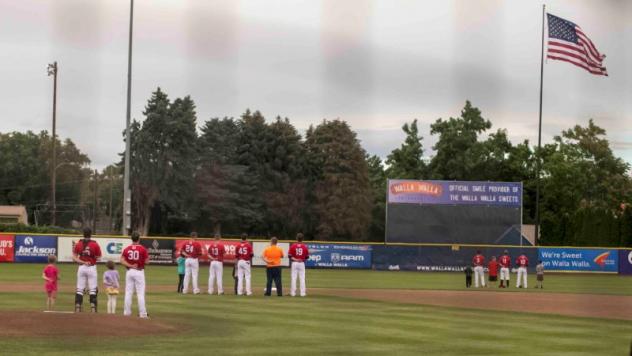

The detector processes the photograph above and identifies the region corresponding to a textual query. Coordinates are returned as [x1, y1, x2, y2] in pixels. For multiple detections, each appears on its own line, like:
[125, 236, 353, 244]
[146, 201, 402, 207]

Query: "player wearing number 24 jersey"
[182, 232, 202, 294]
[121, 232, 149, 318]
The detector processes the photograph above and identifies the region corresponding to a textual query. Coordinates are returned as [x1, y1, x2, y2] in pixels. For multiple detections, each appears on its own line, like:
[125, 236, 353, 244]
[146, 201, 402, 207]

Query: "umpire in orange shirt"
[262, 237, 284, 297]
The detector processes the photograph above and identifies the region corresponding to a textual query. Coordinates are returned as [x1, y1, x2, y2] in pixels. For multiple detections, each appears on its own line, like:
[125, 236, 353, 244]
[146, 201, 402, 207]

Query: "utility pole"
[93, 169, 99, 232]
[109, 166, 114, 233]
[47, 61, 58, 226]
[123, 0, 134, 235]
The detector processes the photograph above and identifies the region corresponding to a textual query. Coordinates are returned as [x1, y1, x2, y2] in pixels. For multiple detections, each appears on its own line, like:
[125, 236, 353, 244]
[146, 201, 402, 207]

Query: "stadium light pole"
[47, 61, 58, 226]
[122, 0, 134, 235]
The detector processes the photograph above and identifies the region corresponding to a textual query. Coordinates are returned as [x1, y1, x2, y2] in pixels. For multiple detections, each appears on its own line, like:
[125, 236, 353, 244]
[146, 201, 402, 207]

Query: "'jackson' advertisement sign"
[387, 180, 522, 206]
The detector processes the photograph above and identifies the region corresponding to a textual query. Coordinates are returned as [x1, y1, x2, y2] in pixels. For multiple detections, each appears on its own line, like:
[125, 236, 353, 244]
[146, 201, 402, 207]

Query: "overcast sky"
[1, 0, 630, 170]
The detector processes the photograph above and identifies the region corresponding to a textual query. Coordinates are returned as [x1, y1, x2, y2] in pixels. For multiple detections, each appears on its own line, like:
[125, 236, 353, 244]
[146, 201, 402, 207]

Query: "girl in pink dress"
[42, 255, 59, 311]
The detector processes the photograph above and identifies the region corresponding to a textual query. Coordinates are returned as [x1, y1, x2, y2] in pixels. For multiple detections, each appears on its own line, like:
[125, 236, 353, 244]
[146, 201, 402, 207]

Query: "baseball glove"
[106, 287, 119, 295]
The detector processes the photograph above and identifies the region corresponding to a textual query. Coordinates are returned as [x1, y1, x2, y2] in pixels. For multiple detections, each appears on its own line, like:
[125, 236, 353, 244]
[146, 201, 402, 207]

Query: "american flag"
[546, 13, 607, 76]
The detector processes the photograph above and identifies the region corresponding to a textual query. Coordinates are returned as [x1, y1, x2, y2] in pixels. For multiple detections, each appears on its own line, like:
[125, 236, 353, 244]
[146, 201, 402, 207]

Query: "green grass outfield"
[0, 263, 631, 355]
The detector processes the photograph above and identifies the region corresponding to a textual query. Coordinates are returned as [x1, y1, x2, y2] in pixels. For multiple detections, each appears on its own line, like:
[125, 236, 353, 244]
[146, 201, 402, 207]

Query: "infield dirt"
[0, 311, 178, 337]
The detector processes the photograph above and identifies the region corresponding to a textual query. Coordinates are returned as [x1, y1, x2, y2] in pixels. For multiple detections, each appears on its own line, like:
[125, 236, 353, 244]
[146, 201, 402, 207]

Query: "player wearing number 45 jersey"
[120, 232, 149, 318]
[236, 233, 254, 296]
[288, 233, 309, 297]
[73, 227, 102, 313]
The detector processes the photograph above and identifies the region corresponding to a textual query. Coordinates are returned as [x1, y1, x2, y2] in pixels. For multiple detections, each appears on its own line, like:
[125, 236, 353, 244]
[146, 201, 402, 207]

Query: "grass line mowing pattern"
[0, 264, 631, 355]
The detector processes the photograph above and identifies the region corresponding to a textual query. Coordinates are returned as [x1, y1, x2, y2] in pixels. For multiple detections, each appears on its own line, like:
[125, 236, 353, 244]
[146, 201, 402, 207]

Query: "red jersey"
[472, 254, 485, 267]
[516, 255, 529, 267]
[208, 242, 225, 262]
[43, 264, 59, 292]
[73, 239, 102, 265]
[499, 255, 512, 268]
[122, 244, 149, 269]
[487, 260, 499, 277]
[288, 243, 309, 262]
[183, 241, 202, 258]
[236, 242, 253, 261]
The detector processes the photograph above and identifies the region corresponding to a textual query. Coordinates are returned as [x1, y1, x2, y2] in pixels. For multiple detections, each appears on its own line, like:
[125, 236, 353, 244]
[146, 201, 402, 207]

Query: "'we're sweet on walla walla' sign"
[539, 248, 618, 272]
[388, 180, 522, 206]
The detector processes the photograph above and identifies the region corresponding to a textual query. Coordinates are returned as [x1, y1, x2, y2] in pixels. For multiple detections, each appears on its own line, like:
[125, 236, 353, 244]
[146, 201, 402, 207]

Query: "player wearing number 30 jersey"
[120, 232, 149, 318]
[288, 233, 309, 297]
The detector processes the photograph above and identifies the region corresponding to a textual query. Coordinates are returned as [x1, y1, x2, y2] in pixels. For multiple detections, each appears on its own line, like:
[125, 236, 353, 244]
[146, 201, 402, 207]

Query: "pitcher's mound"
[0, 311, 178, 337]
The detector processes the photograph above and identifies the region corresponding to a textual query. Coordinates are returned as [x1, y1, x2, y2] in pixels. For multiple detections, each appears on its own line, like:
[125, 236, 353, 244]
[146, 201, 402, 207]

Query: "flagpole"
[534, 4, 545, 245]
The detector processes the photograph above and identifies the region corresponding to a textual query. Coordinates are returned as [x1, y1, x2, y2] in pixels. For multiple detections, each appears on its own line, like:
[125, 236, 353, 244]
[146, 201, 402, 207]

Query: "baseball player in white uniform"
[72, 227, 102, 312]
[121, 232, 149, 318]
[182, 232, 202, 294]
[207, 234, 224, 295]
[288, 233, 309, 297]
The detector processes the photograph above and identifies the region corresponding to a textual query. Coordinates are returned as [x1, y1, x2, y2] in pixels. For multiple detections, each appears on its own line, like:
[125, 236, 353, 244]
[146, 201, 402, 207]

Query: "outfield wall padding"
[372, 245, 538, 272]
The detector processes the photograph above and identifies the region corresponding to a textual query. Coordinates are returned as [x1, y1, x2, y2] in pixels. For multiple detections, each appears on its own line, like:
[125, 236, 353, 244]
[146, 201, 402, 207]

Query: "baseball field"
[1, 263, 631, 355]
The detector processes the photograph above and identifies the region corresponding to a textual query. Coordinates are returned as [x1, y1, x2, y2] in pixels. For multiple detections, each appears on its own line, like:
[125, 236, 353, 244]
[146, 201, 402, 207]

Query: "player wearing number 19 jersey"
[121, 232, 149, 318]
[288, 233, 309, 297]
[207, 235, 224, 295]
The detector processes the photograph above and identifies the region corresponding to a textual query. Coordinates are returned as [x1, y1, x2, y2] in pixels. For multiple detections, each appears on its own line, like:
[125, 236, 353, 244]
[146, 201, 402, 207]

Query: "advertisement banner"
[14, 235, 57, 263]
[388, 180, 522, 206]
[0, 234, 15, 262]
[57, 237, 131, 263]
[253, 241, 290, 267]
[174, 239, 242, 264]
[141, 238, 175, 265]
[618, 250, 632, 275]
[306, 243, 372, 269]
[539, 248, 618, 272]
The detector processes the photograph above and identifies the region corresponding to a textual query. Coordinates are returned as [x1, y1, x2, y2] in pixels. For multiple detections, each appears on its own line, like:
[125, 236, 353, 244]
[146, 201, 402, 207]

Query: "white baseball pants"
[290, 262, 306, 297]
[474, 266, 485, 287]
[208, 261, 224, 294]
[237, 260, 252, 295]
[76, 265, 98, 295]
[516, 267, 528, 288]
[124, 268, 147, 318]
[500, 267, 510, 282]
[183, 257, 200, 294]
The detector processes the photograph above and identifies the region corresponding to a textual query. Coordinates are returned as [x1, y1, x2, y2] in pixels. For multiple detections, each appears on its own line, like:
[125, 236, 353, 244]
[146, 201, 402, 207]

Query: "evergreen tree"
[386, 119, 426, 179]
[305, 120, 372, 241]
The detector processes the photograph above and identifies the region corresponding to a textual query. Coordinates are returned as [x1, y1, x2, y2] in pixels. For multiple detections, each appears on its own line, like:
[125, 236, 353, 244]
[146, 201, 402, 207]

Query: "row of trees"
[1, 88, 631, 245]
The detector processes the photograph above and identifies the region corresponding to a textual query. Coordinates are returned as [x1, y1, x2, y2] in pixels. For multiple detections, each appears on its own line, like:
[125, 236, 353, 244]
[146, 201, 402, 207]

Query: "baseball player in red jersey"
[120, 232, 149, 318]
[288, 233, 309, 297]
[487, 256, 499, 288]
[236, 233, 254, 296]
[515, 253, 529, 288]
[182, 232, 202, 294]
[72, 227, 102, 312]
[207, 234, 225, 295]
[472, 250, 486, 288]
[498, 250, 511, 288]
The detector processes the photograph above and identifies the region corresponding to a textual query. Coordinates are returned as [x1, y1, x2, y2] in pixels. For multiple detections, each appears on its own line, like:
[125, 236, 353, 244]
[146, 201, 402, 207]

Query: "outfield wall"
[0, 233, 626, 274]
